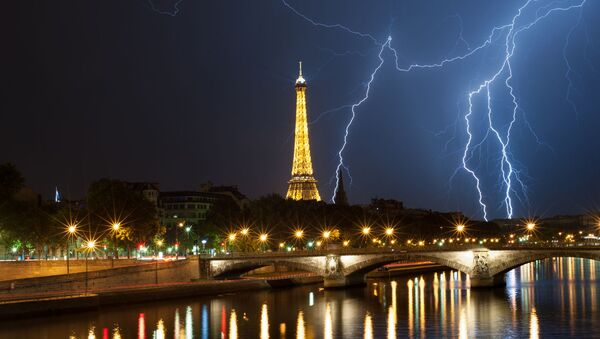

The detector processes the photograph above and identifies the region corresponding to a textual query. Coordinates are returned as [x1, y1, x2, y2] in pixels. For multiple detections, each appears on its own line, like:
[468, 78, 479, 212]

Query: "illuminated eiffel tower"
[286, 62, 321, 201]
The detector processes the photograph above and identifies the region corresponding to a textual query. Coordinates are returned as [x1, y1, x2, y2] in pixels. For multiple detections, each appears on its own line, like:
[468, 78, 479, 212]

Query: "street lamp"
[384, 227, 395, 237]
[456, 224, 465, 233]
[228, 232, 237, 253]
[526, 223, 535, 231]
[176, 222, 184, 259]
[293, 229, 304, 249]
[109, 222, 121, 265]
[66, 223, 77, 274]
[185, 226, 192, 256]
[259, 233, 268, 252]
[84, 240, 97, 294]
[201, 239, 207, 253]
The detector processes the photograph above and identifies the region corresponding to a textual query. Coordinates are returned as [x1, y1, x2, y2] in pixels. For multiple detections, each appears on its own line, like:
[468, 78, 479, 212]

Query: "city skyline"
[1, 1, 599, 220]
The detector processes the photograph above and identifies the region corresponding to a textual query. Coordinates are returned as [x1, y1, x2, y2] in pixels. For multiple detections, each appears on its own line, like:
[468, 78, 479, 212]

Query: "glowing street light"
[110, 222, 122, 262]
[240, 228, 250, 236]
[294, 229, 304, 239]
[65, 223, 78, 274]
[456, 224, 465, 233]
[526, 223, 536, 231]
[384, 227, 395, 237]
[259, 234, 268, 242]
[228, 233, 237, 241]
[361, 227, 371, 236]
[322, 230, 331, 240]
[84, 239, 97, 294]
[343, 240, 350, 247]
[86, 240, 96, 250]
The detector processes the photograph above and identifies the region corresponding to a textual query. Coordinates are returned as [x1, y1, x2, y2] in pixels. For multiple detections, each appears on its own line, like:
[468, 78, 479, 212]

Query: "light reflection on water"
[1, 258, 599, 338]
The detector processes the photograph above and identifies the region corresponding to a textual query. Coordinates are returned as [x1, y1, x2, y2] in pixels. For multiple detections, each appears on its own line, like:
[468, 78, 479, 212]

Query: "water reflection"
[530, 307, 539, 339]
[261, 303, 269, 339]
[138, 313, 145, 339]
[296, 311, 305, 339]
[229, 309, 238, 339]
[364, 312, 373, 339]
[154, 319, 165, 339]
[112, 325, 122, 339]
[4, 257, 600, 339]
[324, 303, 333, 339]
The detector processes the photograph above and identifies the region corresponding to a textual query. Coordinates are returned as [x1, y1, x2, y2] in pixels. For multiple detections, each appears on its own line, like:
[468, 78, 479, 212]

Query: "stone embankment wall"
[0, 259, 141, 280]
[0, 258, 199, 296]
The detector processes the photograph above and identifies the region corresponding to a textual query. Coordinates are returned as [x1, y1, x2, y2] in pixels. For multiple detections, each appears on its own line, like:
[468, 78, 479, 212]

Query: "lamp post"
[201, 239, 207, 253]
[293, 229, 304, 250]
[85, 240, 96, 294]
[66, 224, 77, 274]
[259, 233, 268, 252]
[176, 222, 184, 259]
[111, 222, 121, 267]
[321, 230, 331, 250]
[155, 239, 163, 284]
[185, 226, 191, 256]
[228, 232, 236, 253]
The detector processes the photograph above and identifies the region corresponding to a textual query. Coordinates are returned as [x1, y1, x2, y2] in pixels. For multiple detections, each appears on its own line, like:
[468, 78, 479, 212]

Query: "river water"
[1, 257, 598, 338]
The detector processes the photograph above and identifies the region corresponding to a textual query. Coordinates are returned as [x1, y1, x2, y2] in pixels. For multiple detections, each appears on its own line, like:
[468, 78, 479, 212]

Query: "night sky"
[1, 0, 599, 220]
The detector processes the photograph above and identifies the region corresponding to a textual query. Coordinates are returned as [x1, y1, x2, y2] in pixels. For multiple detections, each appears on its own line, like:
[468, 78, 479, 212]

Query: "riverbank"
[0, 261, 443, 318]
[0, 274, 322, 319]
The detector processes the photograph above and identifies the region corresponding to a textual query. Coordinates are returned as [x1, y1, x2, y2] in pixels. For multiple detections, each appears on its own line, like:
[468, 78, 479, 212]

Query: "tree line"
[0, 163, 160, 259]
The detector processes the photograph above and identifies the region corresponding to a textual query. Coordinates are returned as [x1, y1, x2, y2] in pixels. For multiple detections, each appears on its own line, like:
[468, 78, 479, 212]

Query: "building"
[126, 182, 160, 206]
[286, 62, 321, 201]
[369, 198, 404, 214]
[159, 185, 247, 227]
[199, 182, 250, 209]
[159, 191, 222, 229]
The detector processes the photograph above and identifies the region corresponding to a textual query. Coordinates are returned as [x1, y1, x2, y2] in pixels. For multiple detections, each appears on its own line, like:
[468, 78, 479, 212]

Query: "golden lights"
[286, 62, 321, 201]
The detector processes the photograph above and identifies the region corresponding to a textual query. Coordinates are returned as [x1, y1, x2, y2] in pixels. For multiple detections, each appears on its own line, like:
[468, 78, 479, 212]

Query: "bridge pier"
[323, 275, 366, 288]
[468, 250, 505, 287]
[198, 259, 213, 279]
[470, 274, 505, 287]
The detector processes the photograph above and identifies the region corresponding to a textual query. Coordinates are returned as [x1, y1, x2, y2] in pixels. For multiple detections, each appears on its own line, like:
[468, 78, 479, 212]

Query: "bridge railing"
[198, 242, 600, 259]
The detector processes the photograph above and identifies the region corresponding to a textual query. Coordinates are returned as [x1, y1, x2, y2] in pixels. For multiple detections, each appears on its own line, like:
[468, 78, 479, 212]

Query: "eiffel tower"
[286, 62, 321, 201]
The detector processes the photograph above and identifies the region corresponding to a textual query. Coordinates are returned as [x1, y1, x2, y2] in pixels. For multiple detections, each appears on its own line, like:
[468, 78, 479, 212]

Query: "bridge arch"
[489, 251, 600, 277]
[342, 252, 472, 280]
[210, 258, 324, 279]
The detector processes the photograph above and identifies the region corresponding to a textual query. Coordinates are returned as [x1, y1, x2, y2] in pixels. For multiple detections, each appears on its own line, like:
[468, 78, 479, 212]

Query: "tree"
[87, 179, 159, 257]
[0, 163, 25, 203]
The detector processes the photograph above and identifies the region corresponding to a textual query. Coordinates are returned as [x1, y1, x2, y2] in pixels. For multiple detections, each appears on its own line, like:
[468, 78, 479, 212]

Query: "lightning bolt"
[282, 0, 588, 218]
[332, 37, 391, 201]
[147, 0, 184, 16]
[563, 7, 585, 118]
[458, 0, 588, 219]
[280, 0, 381, 44]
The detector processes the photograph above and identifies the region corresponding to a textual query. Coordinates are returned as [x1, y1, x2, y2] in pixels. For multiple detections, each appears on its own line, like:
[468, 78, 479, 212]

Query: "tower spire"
[296, 61, 306, 85]
[333, 168, 348, 205]
[286, 62, 321, 201]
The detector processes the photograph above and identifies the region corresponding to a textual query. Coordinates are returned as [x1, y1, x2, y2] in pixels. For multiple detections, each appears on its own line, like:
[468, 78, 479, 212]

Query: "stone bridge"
[198, 247, 600, 288]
